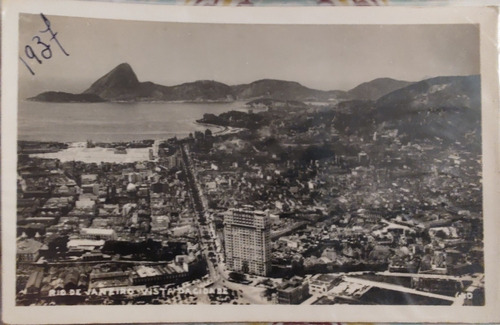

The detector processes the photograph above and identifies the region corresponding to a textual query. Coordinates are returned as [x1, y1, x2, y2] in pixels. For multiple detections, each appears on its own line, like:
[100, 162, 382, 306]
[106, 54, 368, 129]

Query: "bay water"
[18, 100, 252, 142]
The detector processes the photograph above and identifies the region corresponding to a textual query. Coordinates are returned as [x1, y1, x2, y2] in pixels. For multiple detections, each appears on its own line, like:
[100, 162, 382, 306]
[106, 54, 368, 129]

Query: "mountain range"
[331, 74, 481, 150]
[375, 75, 481, 147]
[29, 63, 413, 103]
[28, 63, 481, 150]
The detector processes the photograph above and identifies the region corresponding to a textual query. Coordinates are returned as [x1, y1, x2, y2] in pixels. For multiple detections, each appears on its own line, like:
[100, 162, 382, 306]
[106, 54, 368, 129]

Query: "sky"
[18, 13, 480, 99]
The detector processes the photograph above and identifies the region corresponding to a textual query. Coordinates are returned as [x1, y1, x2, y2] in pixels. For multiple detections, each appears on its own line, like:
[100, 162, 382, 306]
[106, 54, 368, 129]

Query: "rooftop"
[135, 266, 162, 278]
[81, 228, 115, 236]
[17, 239, 45, 254]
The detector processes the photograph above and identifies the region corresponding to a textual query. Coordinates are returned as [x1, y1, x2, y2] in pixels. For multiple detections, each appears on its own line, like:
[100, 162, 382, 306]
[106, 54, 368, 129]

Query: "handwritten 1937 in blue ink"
[19, 13, 69, 76]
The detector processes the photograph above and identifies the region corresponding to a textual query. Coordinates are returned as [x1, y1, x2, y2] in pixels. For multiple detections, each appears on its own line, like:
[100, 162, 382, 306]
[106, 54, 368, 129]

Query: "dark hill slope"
[82, 63, 234, 102]
[29, 91, 105, 103]
[164, 80, 234, 102]
[232, 79, 348, 102]
[330, 75, 481, 150]
[83, 63, 140, 100]
[374, 75, 481, 148]
[348, 78, 413, 101]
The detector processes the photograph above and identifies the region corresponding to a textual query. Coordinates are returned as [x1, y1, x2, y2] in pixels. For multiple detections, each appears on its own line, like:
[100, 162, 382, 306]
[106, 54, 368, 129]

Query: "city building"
[81, 174, 98, 184]
[130, 264, 189, 285]
[25, 270, 44, 295]
[81, 183, 100, 196]
[276, 276, 309, 304]
[80, 228, 116, 241]
[308, 274, 341, 295]
[224, 206, 271, 276]
[17, 239, 46, 262]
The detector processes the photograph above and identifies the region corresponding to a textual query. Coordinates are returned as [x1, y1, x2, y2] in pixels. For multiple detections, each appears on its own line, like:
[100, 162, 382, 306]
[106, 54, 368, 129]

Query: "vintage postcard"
[2, 0, 500, 323]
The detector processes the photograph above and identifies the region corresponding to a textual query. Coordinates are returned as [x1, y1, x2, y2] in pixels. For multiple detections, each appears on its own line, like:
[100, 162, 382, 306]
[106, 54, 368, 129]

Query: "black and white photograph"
[2, 1, 500, 323]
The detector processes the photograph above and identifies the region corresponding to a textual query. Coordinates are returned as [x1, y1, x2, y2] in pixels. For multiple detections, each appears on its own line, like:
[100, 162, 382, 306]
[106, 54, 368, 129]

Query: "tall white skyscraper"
[224, 206, 271, 276]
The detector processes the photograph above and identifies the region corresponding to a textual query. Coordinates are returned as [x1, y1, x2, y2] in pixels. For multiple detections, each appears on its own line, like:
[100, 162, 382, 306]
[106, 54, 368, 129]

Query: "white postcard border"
[2, 1, 500, 323]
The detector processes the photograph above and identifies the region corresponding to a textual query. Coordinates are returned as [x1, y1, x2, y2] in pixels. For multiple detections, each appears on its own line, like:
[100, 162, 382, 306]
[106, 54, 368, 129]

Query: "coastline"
[23, 120, 246, 163]
[194, 121, 226, 134]
[19, 100, 252, 143]
[25, 98, 240, 104]
[194, 121, 245, 136]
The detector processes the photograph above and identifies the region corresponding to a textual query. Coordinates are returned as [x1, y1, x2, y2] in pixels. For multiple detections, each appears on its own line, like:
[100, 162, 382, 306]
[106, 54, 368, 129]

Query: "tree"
[229, 272, 246, 282]
[241, 260, 249, 274]
[48, 236, 69, 255]
[291, 255, 305, 276]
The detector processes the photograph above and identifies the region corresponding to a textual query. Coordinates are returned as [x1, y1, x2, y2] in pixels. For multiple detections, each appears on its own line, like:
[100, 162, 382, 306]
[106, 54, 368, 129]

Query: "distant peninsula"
[30, 92, 106, 103]
[29, 63, 414, 103]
